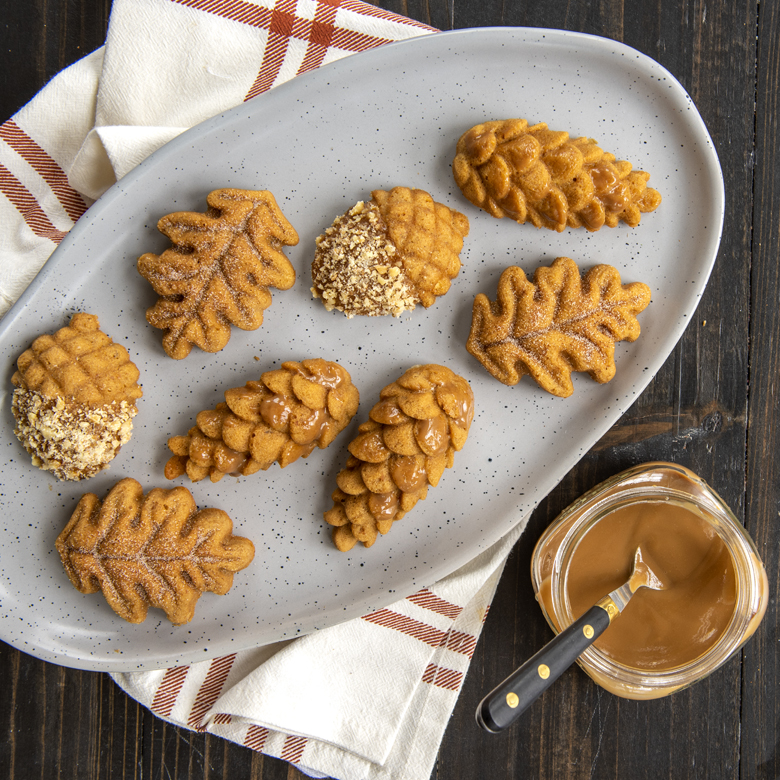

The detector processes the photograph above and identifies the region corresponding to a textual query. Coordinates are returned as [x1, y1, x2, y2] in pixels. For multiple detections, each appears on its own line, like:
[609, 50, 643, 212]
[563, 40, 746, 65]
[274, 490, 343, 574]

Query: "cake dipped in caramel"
[324, 364, 474, 551]
[165, 359, 359, 482]
[453, 119, 661, 231]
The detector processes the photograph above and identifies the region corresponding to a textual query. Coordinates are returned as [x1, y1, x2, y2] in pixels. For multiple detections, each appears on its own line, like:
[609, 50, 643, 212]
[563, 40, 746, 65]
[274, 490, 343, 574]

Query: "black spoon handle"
[476, 604, 612, 732]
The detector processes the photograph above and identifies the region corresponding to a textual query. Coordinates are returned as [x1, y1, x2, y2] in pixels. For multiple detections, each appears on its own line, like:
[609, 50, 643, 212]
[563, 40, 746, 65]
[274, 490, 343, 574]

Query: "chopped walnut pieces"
[311, 201, 418, 317]
[11, 388, 137, 481]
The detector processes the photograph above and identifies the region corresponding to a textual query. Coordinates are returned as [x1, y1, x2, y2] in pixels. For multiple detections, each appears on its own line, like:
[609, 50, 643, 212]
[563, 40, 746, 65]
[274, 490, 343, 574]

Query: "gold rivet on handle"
[506, 692, 519, 708]
[583, 624, 595, 639]
[538, 664, 550, 679]
[596, 595, 620, 622]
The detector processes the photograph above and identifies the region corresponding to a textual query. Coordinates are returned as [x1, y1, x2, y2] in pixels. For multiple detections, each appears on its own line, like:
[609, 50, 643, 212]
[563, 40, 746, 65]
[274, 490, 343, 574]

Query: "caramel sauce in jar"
[531, 463, 768, 699]
[566, 502, 737, 670]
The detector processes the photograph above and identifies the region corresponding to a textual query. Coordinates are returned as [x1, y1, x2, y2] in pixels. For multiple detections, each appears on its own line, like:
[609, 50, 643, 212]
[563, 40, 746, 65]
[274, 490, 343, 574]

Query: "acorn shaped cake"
[11, 313, 142, 480]
[311, 187, 469, 317]
[324, 364, 474, 551]
[453, 119, 661, 231]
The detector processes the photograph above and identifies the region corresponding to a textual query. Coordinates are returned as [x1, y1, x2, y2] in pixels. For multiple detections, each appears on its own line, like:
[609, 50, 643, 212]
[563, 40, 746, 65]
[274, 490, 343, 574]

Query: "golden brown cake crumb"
[466, 257, 651, 397]
[138, 189, 298, 359]
[12, 312, 142, 406]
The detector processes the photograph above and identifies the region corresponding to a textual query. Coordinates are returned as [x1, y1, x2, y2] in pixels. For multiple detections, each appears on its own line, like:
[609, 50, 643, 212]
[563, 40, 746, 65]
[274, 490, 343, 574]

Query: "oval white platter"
[0, 27, 724, 671]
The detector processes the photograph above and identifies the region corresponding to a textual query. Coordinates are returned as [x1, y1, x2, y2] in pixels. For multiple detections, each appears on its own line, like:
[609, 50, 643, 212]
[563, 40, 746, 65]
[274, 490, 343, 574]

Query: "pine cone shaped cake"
[453, 119, 661, 232]
[56, 478, 255, 624]
[11, 313, 142, 481]
[324, 364, 474, 552]
[311, 186, 469, 317]
[138, 188, 299, 359]
[165, 358, 360, 482]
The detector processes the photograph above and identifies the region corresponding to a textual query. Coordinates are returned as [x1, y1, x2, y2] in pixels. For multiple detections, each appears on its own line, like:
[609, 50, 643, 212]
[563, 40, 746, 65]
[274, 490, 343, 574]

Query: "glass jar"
[531, 462, 768, 700]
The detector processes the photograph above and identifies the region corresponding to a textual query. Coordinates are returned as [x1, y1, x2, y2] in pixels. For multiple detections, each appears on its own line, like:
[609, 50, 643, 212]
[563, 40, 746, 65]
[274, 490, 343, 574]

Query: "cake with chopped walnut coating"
[11, 313, 142, 480]
[311, 186, 469, 318]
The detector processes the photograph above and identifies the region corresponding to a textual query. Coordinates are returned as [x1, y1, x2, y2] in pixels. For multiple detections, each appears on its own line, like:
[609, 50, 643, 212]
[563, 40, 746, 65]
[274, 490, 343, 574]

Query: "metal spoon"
[476, 547, 665, 732]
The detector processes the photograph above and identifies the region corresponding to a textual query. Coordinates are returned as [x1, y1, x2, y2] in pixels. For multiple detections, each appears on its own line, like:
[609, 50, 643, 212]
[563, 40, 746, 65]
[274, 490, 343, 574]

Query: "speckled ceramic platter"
[0, 28, 724, 671]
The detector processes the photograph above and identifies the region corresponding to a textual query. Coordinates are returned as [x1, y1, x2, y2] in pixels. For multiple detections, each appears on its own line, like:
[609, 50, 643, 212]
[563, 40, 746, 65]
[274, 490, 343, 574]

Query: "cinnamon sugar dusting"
[12, 388, 136, 481]
[311, 201, 418, 317]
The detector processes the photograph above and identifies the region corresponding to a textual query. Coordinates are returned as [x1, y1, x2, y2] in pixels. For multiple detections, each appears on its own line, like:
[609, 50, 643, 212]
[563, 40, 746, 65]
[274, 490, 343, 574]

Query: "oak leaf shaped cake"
[452, 119, 661, 231]
[466, 257, 651, 397]
[11, 313, 142, 481]
[55, 478, 255, 624]
[138, 188, 299, 359]
[311, 187, 469, 317]
[324, 364, 474, 552]
[165, 358, 360, 482]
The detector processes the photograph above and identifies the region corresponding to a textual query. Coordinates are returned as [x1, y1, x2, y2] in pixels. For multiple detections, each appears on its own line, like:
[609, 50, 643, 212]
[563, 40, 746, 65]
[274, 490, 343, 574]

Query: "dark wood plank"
[380, 0, 453, 30]
[0, 0, 112, 120]
[741, 1, 780, 778]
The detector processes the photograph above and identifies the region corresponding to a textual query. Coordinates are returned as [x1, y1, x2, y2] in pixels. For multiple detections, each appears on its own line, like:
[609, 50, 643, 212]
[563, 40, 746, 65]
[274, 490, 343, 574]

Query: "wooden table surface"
[1, 2, 777, 778]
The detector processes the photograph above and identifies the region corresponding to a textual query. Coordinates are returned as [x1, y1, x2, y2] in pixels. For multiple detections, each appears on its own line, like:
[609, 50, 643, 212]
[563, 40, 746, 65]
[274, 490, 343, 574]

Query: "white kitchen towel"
[1, 2, 529, 778]
[112, 524, 525, 780]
